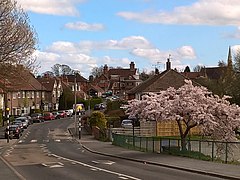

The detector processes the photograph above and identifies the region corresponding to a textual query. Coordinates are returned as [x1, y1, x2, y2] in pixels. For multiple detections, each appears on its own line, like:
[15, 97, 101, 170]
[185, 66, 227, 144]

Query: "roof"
[108, 68, 136, 78]
[128, 69, 200, 94]
[201, 67, 227, 80]
[62, 74, 87, 83]
[0, 71, 44, 92]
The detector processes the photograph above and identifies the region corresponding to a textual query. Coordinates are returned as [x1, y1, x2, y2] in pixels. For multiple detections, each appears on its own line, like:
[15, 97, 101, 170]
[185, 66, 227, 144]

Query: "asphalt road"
[2, 118, 224, 180]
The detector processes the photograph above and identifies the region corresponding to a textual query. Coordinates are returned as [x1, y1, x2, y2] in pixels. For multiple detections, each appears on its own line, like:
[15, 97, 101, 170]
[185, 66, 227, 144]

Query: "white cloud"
[117, 0, 240, 26]
[132, 46, 196, 64]
[232, 45, 240, 54]
[64, 21, 104, 31]
[35, 36, 196, 76]
[34, 50, 97, 77]
[16, 0, 85, 16]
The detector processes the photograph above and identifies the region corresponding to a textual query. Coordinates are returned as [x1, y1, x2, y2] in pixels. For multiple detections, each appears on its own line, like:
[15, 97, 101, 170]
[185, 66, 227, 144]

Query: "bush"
[89, 111, 107, 129]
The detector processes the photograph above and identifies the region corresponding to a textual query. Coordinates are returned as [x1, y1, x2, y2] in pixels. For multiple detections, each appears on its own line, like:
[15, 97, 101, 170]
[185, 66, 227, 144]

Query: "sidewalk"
[70, 128, 240, 180]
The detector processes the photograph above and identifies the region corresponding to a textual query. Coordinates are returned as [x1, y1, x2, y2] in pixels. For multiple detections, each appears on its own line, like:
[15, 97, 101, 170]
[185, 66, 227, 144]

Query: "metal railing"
[112, 133, 240, 164]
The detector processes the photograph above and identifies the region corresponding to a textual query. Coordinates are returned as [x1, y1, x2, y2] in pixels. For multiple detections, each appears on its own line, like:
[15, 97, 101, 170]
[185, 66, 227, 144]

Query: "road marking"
[54, 139, 61, 142]
[18, 140, 24, 144]
[30, 140, 37, 143]
[51, 154, 141, 180]
[119, 177, 129, 180]
[41, 162, 64, 168]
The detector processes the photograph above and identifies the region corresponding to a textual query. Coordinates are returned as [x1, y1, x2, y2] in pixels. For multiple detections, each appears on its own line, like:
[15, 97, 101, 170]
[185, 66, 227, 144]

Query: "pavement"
[69, 127, 240, 180]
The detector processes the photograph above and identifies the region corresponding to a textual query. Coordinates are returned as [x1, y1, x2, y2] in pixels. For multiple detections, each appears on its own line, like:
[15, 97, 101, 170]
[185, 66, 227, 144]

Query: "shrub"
[89, 111, 107, 129]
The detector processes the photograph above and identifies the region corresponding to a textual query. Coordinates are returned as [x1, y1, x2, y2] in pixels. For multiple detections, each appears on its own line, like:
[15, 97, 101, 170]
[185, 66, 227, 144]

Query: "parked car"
[121, 119, 133, 128]
[31, 113, 44, 123]
[5, 124, 22, 139]
[58, 111, 67, 118]
[52, 112, 61, 119]
[43, 112, 55, 121]
[15, 117, 29, 129]
[12, 120, 24, 132]
[65, 109, 73, 117]
[94, 103, 105, 110]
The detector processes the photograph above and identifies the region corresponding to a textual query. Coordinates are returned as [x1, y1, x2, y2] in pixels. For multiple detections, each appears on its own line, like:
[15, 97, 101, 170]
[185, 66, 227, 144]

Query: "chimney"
[103, 64, 108, 74]
[130, 62, 135, 71]
[89, 75, 94, 82]
[166, 58, 171, 70]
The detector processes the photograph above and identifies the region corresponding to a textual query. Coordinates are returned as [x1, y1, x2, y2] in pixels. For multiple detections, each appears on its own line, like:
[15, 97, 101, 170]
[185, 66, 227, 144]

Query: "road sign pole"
[6, 107, 10, 143]
[78, 117, 81, 139]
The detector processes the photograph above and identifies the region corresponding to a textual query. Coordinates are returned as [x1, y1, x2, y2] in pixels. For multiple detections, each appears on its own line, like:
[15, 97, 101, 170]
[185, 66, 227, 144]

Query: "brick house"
[0, 72, 47, 116]
[93, 62, 142, 99]
[37, 75, 63, 111]
[60, 73, 89, 100]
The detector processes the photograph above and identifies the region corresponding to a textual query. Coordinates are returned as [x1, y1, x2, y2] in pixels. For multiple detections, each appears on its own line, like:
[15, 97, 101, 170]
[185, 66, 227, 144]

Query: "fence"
[112, 133, 240, 164]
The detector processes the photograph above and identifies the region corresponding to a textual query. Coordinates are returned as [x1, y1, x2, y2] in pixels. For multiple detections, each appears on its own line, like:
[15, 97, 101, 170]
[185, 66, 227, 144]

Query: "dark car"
[31, 113, 44, 123]
[5, 124, 22, 139]
[12, 120, 24, 132]
[94, 103, 105, 110]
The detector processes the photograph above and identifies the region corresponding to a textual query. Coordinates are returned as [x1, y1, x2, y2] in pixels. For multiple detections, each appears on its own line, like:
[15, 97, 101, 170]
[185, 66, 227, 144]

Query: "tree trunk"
[181, 136, 187, 151]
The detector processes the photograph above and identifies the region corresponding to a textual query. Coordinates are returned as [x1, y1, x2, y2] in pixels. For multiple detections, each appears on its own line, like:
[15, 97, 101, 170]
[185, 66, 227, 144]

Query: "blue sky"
[16, 0, 240, 78]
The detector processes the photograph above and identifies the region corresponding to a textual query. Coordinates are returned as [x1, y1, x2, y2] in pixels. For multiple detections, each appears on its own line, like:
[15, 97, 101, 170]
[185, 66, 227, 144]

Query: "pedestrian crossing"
[17, 138, 75, 144]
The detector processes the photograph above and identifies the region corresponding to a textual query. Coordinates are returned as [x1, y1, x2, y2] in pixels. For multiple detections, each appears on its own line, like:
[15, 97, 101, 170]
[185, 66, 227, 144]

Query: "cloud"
[34, 50, 97, 77]
[225, 27, 240, 39]
[231, 45, 240, 55]
[117, 0, 240, 26]
[64, 21, 104, 31]
[35, 36, 196, 76]
[132, 46, 196, 64]
[16, 0, 85, 16]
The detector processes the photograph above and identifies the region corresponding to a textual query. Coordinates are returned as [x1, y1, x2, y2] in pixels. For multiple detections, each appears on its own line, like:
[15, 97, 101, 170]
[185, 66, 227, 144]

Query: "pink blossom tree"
[127, 80, 240, 150]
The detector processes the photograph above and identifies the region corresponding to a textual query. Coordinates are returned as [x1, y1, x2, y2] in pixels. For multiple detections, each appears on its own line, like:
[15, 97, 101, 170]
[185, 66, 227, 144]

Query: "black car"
[5, 124, 22, 139]
[31, 113, 44, 123]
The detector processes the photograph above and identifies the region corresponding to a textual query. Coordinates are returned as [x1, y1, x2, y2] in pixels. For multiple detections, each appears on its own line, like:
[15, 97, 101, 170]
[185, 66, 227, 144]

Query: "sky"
[16, 0, 240, 78]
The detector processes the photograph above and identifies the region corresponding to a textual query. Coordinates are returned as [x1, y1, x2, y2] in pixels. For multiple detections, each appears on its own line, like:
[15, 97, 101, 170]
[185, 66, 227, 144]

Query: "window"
[53, 90, 56, 98]
[42, 92, 45, 99]
[18, 92, 21, 98]
[36, 92, 39, 98]
[32, 91, 34, 98]
[27, 91, 30, 98]
[22, 91, 25, 98]
[13, 92, 16, 99]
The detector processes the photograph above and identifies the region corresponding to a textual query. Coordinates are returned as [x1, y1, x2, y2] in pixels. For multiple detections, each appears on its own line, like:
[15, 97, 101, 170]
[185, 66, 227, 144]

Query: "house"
[127, 58, 200, 137]
[37, 75, 63, 111]
[0, 71, 46, 116]
[183, 46, 233, 81]
[127, 58, 199, 100]
[93, 62, 142, 99]
[60, 73, 88, 100]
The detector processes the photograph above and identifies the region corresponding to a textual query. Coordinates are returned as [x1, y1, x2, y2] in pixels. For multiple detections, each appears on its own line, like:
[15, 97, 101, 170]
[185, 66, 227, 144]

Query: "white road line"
[51, 154, 141, 180]
[54, 139, 61, 142]
[30, 140, 37, 143]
